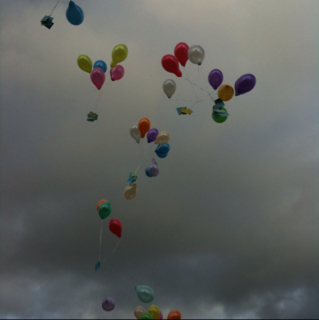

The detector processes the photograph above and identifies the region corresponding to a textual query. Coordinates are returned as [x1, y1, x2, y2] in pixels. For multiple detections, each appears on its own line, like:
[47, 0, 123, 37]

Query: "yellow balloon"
[148, 305, 161, 320]
[217, 84, 234, 101]
[111, 44, 128, 68]
[124, 183, 137, 200]
[77, 54, 92, 73]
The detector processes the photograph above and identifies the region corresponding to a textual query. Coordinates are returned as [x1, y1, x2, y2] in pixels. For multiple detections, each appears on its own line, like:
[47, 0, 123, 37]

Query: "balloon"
[155, 131, 170, 145]
[138, 118, 151, 139]
[212, 107, 228, 123]
[163, 79, 176, 99]
[134, 306, 147, 319]
[135, 285, 154, 303]
[167, 310, 181, 319]
[148, 305, 161, 320]
[217, 84, 234, 101]
[162, 55, 182, 77]
[208, 69, 223, 90]
[130, 124, 141, 143]
[98, 201, 112, 220]
[141, 313, 153, 320]
[234, 73, 256, 96]
[111, 44, 128, 68]
[77, 54, 92, 73]
[91, 68, 105, 90]
[110, 65, 125, 81]
[174, 42, 189, 67]
[155, 143, 170, 155]
[102, 297, 115, 311]
[149, 159, 159, 177]
[109, 219, 122, 238]
[145, 167, 152, 177]
[97, 199, 107, 212]
[94, 60, 107, 73]
[124, 184, 137, 200]
[159, 312, 163, 319]
[66, 1, 84, 25]
[147, 128, 159, 143]
[188, 45, 205, 65]
[156, 153, 168, 159]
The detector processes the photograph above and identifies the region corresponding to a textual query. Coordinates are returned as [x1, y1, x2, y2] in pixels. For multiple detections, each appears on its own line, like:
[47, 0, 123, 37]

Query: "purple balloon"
[147, 128, 159, 143]
[149, 159, 159, 177]
[208, 69, 223, 90]
[102, 297, 115, 311]
[234, 74, 256, 96]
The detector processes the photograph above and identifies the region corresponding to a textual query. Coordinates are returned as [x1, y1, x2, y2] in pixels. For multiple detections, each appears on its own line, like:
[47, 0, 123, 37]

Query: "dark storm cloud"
[1, 0, 318, 319]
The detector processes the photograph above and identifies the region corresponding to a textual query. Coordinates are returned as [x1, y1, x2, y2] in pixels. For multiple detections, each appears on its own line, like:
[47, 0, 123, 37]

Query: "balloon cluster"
[209, 70, 256, 123]
[77, 44, 128, 90]
[125, 118, 171, 200]
[162, 42, 205, 79]
[161, 42, 256, 123]
[97, 200, 122, 238]
[134, 285, 181, 319]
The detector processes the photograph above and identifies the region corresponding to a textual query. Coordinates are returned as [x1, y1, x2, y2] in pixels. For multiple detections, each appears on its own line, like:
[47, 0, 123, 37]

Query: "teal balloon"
[141, 313, 153, 320]
[66, 1, 84, 26]
[135, 285, 154, 303]
[98, 202, 112, 220]
[94, 60, 107, 73]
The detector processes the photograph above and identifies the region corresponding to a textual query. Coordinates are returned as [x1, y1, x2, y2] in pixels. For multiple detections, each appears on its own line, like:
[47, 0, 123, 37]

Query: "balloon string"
[92, 90, 102, 112]
[182, 68, 199, 101]
[98, 220, 104, 262]
[49, 0, 61, 16]
[171, 98, 201, 103]
[111, 238, 121, 255]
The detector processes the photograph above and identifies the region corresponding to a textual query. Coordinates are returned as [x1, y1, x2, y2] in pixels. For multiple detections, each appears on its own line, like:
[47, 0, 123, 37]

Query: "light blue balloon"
[94, 60, 107, 73]
[156, 152, 168, 159]
[66, 1, 84, 26]
[145, 167, 152, 177]
[155, 143, 170, 155]
[135, 285, 154, 303]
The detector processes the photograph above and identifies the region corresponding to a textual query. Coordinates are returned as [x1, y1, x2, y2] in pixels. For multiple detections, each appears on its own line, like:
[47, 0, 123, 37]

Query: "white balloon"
[163, 79, 176, 99]
[130, 124, 141, 143]
[188, 45, 205, 65]
[124, 184, 137, 200]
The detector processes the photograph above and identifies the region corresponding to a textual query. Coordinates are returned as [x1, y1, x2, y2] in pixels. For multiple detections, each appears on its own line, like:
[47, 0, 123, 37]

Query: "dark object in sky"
[41, 16, 54, 29]
[95, 261, 100, 272]
[176, 107, 193, 115]
[212, 99, 229, 119]
[87, 112, 98, 122]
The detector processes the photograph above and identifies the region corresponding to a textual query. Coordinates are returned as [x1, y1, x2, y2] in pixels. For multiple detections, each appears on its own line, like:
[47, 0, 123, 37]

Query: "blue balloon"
[156, 152, 168, 159]
[66, 1, 84, 26]
[94, 60, 107, 73]
[145, 167, 152, 177]
[155, 143, 170, 155]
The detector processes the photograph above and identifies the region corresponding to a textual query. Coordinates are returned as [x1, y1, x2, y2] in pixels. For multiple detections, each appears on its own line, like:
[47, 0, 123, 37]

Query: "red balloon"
[109, 219, 122, 238]
[174, 42, 189, 67]
[162, 55, 182, 77]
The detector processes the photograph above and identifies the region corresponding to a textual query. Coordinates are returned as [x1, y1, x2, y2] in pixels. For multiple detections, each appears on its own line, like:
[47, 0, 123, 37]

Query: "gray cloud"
[1, 0, 319, 319]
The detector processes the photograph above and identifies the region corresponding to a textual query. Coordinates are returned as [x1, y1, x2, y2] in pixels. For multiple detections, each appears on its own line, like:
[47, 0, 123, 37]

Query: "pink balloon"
[159, 311, 163, 319]
[91, 68, 105, 90]
[110, 65, 125, 81]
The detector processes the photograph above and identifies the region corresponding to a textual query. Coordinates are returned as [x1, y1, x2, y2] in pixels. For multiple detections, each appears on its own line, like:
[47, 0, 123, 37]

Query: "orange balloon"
[218, 84, 234, 101]
[138, 118, 151, 138]
[97, 199, 107, 212]
[167, 310, 181, 319]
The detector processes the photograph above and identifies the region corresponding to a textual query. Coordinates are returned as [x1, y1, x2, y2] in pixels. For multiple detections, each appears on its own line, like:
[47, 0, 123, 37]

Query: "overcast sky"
[0, 0, 319, 319]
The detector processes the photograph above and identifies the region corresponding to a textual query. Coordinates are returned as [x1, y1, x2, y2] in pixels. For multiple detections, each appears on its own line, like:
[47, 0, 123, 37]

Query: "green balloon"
[212, 107, 228, 123]
[98, 202, 112, 220]
[141, 313, 153, 320]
